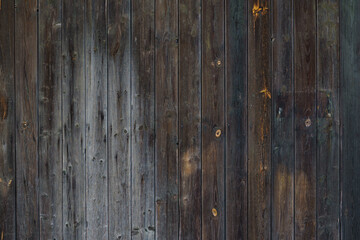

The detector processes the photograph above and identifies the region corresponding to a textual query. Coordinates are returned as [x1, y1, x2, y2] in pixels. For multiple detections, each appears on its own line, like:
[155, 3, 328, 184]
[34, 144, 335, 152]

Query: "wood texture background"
[0, 0, 358, 239]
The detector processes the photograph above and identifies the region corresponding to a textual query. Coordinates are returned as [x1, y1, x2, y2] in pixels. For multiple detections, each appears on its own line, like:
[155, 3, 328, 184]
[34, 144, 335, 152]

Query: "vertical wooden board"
[14, 0, 39, 238]
[38, 0, 62, 238]
[317, 0, 340, 239]
[294, 0, 316, 239]
[272, 0, 294, 239]
[62, 0, 86, 238]
[247, 0, 271, 239]
[201, 0, 225, 239]
[225, 0, 247, 238]
[0, 0, 15, 238]
[340, 0, 360, 239]
[85, 0, 108, 238]
[108, 0, 131, 239]
[179, 0, 202, 238]
[155, 0, 179, 238]
[131, 0, 156, 239]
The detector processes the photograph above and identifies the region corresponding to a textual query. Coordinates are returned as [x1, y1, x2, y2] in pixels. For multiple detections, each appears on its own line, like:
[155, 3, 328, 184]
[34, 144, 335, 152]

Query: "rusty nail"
[212, 208, 218, 217]
[216, 60, 222, 67]
[215, 129, 222, 138]
[305, 118, 311, 127]
[22, 121, 29, 129]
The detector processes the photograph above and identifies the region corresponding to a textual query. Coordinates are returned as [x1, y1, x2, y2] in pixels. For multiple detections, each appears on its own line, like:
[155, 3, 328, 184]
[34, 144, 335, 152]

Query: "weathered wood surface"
[0, 1, 15, 239]
[248, 0, 272, 239]
[0, 0, 358, 239]
[294, 0, 317, 239]
[341, 0, 360, 239]
[38, 0, 62, 238]
[272, 0, 294, 239]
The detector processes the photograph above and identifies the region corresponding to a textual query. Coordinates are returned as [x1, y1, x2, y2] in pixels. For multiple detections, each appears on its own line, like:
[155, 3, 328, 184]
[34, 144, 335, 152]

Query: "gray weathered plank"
[317, 0, 340, 239]
[272, 0, 294, 238]
[0, 0, 15, 238]
[108, 0, 131, 239]
[131, 0, 156, 239]
[340, 0, 360, 239]
[155, 0, 179, 238]
[179, 0, 202, 238]
[62, 0, 86, 238]
[15, 0, 39, 238]
[38, 0, 62, 238]
[85, 0, 108, 238]
[225, 0, 248, 238]
[248, 0, 272, 239]
[202, 0, 225, 238]
[294, 0, 317, 238]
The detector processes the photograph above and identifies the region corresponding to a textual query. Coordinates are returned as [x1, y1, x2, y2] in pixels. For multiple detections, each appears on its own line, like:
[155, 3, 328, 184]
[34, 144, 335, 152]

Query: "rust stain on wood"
[0, 95, 7, 120]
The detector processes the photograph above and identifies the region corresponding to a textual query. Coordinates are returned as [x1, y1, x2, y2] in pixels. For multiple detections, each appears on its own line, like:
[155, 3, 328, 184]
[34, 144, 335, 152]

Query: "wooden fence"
[0, 0, 359, 239]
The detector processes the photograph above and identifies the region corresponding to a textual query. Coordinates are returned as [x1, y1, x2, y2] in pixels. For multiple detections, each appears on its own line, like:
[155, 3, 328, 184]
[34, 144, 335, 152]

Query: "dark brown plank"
[340, 0, 360, 239]
[225, 0, 247, 238]
[0, 0, 15, 238]
[131, 0, 156, 239]
[85, 0, 108, 238]
[248, 0, 271, 239]
[15, 0, 39, 238]
[202, 0, 225, 239]
[62, 0, 86, 238]
[38, 0, 62, 238]
[294, 0, 317, 239]
[179, 0, 202, 238]
[316, 0, 340, 239]
[108, 0, 131, 239]
[272, 0, 294, 239]
[155, 0, 179, 238]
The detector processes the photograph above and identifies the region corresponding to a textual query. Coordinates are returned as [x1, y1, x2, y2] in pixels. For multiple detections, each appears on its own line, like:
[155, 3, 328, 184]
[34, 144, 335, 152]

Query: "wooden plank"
[271, 0, 294, 238]
[108, 0, 131, 239]
[316, 0, 340, 239]
[294, 0, 316, 239]
[14, 0, 39, 238]
[155, 0, 179, 238]
[62, 0, 86, 238]
[179, 0, 202, 238]
[85, 0, 108, 238]
[131, 0, 156, 239]
[340, 0, 360, 239]
[225, 0, 248, 238]
[247, 0, 271, 239]
[0, 0, 16, 238]
[38, 0, 62, 238]
[201, 0, 225, 238]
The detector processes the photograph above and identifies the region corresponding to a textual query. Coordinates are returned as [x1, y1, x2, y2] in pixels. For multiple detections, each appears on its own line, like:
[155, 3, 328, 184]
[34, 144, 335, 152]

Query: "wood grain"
[248, 0, 272, 239]
[202, 0, 225, 239]
[85, 0, 108, 238]
[294, 0, 317, 239]
[108, 0, 131, 239]
[225, 0, 248, 238]
[62, 0, 86, 238]
[38, 0, 62, 238]
[317, 0, 340, 239]
[155, 0, 179, 238]
[131, 0, 156, 239]
[15, 0, 39, 238]
[0, 0, 15, 238]
[272, 0, 294, 239]
[340, 0, 360, 239]
[179, 0, 202, 238]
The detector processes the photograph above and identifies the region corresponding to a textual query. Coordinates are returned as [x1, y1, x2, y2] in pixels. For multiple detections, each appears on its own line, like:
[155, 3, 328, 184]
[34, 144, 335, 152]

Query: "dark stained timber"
[248, 0, 272, 239]
[0, 0, 15, 239]
[38, 0, 62, 238]
[179, 0, 202, 238]
[155, 0, 179, 239]
[294, 0, 317, 239]
[272, 0, 294, 239]
[225, 0, 248, 238]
